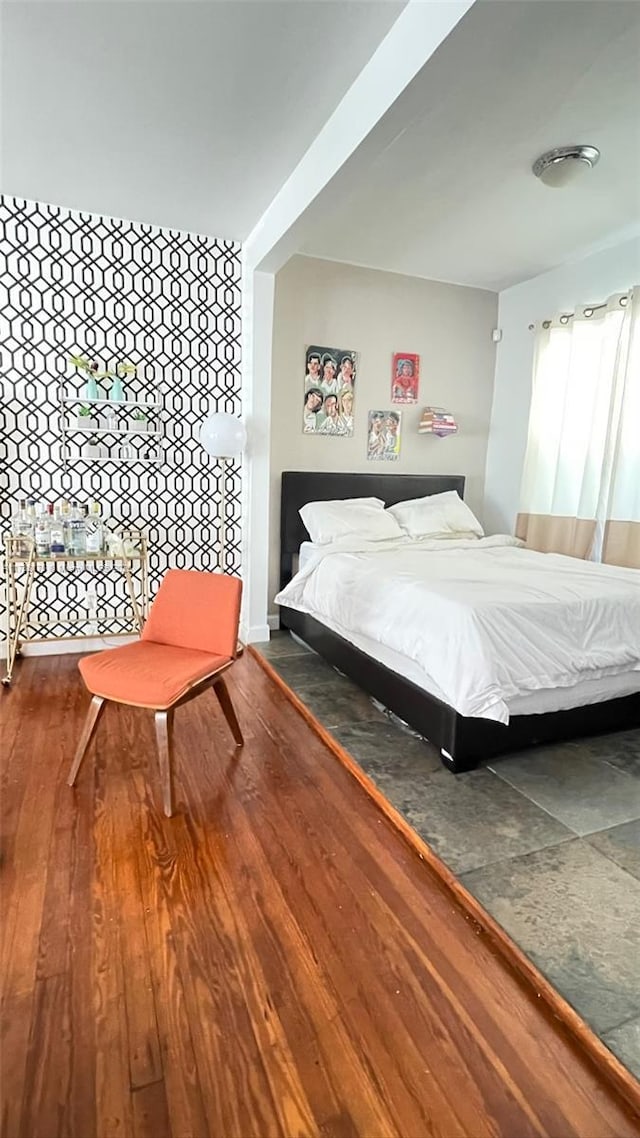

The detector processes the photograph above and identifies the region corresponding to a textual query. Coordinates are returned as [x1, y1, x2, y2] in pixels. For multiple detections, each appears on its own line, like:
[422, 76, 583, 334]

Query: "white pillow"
[300, 497, 403, 545]
[387, 491, 483, 539]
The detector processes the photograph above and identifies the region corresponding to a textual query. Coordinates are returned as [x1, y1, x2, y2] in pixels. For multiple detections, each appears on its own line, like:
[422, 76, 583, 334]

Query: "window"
[517, 288, 639, 567]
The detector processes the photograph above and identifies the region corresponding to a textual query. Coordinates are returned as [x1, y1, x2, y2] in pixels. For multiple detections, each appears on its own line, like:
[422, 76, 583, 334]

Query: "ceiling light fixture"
[532, 144, 600, 188]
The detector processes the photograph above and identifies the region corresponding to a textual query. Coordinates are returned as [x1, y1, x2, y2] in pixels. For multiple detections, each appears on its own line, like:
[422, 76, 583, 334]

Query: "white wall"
[268, 255, 497, 611]
[484, 235, 640, 534]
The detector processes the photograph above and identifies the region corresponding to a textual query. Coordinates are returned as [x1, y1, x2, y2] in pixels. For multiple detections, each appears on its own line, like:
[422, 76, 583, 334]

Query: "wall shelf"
[69, 456, 164, 465]
[59, 385, 166, 468]
[62, 395, 162, 410]
[65, 427, 164, 437]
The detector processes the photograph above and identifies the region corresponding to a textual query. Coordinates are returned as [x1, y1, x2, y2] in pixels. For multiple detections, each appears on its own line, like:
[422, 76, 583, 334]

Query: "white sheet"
[291, 604, 640, 717]
[277, 535, 640, 724]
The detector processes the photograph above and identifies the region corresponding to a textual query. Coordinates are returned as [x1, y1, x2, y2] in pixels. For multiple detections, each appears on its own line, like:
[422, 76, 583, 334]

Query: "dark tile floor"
[255, 630, 640, 1082]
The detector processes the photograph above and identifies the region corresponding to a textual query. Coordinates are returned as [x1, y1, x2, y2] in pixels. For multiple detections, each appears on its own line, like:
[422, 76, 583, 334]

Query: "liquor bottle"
[10, 499, 34, 556]
[34, 503, 51, 557]
[68, 503, 87, 556]
[85, 500, 104, 554]
[60, 500, 72, 551]
[49, 505, 66, 556]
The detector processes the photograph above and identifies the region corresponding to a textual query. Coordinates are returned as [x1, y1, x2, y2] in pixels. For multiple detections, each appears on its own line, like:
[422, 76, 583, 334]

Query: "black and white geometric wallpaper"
[0, 195, 241, 639]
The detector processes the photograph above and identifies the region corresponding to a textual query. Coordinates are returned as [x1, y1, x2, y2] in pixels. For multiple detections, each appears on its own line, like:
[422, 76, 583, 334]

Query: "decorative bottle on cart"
[34, 504, 51, 557]
[49, 505, 66, 555]
[59, 500, 73, 551]
[85, 501, 104, 554]
[68, 503, 87, 556]
[10, 500, 34, 556]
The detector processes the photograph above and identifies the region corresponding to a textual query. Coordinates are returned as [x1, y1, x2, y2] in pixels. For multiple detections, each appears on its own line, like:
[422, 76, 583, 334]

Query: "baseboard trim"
[248, 644, 640, 1120]
[243, 623, 271, 644]
[6, 635, 138, 657]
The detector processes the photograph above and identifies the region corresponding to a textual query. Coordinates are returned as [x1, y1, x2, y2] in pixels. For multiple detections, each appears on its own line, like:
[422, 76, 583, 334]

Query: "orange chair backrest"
[142, 569, 242, 657]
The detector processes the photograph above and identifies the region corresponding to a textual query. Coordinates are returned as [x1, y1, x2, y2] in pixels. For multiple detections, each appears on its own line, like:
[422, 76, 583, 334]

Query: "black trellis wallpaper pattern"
[0, 195, 242, 638]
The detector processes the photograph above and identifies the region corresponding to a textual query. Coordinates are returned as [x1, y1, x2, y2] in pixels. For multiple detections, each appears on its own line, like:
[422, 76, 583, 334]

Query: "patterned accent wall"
[0, 195, 241, 637]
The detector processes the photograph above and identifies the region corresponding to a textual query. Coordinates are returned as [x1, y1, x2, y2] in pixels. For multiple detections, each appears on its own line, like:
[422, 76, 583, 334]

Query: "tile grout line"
[603, 1010, 640, 1036]
[457, 835, 581, 882]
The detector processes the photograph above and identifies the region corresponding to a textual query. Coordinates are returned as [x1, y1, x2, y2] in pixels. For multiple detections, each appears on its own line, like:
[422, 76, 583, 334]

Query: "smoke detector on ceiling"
[532, 145, 600, 188]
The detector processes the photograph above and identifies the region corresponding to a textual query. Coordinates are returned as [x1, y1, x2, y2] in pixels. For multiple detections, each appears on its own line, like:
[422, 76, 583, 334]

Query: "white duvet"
[275, 535, 640, 723]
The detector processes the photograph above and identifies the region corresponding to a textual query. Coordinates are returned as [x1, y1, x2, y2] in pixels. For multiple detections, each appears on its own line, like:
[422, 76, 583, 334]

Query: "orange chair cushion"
[79, 640, 230, 709]
[142, 569, 242, 657]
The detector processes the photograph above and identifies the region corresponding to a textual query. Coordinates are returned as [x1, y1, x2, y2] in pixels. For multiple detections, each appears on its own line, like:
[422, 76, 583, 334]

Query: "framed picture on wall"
[367, 410, 401, 461]
[391, 352, 419, 404]
[303, 344, 357, 435]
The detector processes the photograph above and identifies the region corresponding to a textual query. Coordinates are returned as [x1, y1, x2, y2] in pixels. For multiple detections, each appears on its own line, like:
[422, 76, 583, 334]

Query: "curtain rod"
[528, 291, 630, 332]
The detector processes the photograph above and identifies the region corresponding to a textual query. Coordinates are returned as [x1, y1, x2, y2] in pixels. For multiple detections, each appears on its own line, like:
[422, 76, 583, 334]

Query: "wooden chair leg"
[155, 709, 175, 818]
[213, 676, 244, 747]
[67, 695, 105, 787]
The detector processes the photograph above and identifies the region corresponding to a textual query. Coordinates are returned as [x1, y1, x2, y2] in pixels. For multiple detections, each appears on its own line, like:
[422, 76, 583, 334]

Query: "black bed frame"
[278, 471, 640, 773]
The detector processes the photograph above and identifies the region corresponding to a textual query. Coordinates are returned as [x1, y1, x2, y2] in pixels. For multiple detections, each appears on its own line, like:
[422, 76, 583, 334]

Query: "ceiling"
[0, 0, 404, 241]
[298, 0, 640, 290]
[3, 0, 638, 289]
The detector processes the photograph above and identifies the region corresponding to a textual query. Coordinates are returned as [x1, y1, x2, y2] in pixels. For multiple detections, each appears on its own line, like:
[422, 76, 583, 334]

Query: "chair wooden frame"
[67, 659, 243, 817]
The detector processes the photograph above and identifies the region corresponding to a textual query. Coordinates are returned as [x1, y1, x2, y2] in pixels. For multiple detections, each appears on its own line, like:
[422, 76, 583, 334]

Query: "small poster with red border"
[391, 353, 419, 404]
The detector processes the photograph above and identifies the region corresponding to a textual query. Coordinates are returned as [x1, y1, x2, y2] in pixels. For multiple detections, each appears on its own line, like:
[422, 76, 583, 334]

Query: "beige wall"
[268, 255, 498, 612]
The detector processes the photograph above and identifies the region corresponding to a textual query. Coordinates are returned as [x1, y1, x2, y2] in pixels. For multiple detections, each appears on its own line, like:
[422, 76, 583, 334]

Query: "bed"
[276, 471, 640, 773]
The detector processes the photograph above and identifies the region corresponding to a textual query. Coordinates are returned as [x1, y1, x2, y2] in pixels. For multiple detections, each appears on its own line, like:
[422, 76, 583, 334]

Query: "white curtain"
[517, 287, 640, 567]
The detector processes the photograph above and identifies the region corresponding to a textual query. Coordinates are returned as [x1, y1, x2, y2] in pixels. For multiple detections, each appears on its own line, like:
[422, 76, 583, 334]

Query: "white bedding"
[276, 535, 640, 724]
[290, 603, 640, 717]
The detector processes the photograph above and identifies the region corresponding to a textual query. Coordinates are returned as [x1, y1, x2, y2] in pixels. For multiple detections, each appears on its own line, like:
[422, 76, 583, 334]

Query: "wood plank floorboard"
[0, 652, 639, 1138]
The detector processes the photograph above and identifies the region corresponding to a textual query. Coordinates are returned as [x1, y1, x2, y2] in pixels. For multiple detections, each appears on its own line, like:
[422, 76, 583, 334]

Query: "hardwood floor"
[1, 652, 639, 1138]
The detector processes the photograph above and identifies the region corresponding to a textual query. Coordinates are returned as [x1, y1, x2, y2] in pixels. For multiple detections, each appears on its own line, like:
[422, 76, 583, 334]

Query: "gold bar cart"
[2, 530, 149, 686]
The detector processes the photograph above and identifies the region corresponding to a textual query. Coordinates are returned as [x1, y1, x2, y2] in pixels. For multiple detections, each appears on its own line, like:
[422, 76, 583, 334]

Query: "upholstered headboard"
[279, 471, 465, 591]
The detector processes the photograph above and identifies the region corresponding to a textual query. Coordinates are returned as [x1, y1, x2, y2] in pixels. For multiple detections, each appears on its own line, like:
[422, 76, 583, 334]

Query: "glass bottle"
[10, 499, 33, 556]
[110, 375, 125, 402]
[68, 503, 86, 556]
[86, 501, 104, 555]
[60, 500, 72, 551]
[9, 499, 24, 536]
[86, 372, 99, 401]
[49, 505, 66, 556]
[34, 503, 51, 557]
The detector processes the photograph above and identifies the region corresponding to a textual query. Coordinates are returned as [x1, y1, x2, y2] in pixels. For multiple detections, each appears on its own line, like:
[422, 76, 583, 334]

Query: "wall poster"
[391, 352, 419, 404]
[303, 344, 357, 436]
[367, 410, 401, 461]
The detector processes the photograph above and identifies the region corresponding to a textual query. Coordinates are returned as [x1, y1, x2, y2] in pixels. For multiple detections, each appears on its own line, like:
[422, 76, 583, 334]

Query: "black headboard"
[280, 471, 465, 591]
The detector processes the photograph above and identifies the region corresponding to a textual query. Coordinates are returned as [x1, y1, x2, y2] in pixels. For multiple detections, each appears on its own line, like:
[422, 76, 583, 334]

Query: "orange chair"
[68, 568, 243, 816]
